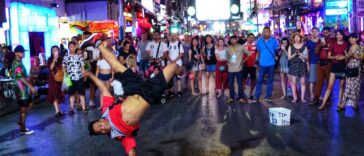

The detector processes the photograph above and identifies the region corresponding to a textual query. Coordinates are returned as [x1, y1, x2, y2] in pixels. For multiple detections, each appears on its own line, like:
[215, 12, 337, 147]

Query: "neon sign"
[10, 2, 58, 74]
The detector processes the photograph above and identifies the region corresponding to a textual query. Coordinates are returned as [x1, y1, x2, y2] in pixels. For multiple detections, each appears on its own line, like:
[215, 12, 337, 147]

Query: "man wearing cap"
[12, 45, 37, 135]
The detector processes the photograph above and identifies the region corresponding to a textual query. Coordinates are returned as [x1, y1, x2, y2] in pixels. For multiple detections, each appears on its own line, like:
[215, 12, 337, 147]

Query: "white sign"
[269, 107, 292, 126]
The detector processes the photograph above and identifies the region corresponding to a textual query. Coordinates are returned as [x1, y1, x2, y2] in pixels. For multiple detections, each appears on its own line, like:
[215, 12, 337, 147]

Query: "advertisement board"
[196, 0, 230, 21]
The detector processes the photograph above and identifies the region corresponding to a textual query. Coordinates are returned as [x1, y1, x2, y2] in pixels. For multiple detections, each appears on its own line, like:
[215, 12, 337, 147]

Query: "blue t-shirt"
[256, 37, 278, 66]
[306, 40, 319, 64]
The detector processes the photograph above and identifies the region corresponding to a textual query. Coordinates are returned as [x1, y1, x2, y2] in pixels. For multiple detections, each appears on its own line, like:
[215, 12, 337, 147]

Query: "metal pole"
[118, 0, 124, 41]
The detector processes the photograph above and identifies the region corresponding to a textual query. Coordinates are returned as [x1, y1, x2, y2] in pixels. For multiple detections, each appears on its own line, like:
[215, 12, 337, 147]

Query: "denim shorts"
[206, 64, 216, 72]
[308, 64, 317, 83]
[98, 73, 112, 81]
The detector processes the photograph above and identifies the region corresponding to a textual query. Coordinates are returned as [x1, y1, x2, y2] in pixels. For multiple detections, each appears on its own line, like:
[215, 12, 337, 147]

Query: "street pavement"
[0, 74, 364, 156]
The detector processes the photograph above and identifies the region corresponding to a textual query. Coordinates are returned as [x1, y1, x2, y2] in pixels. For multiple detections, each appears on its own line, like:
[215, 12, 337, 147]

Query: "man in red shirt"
[311, 27, 334, 106]
[86, 40, 177, 156]
[242, 33, 257, 99]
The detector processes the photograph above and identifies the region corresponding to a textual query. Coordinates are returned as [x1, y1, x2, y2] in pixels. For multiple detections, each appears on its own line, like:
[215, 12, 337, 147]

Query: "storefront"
[10, 2, 59, 72]
[324, 0, 351, 30]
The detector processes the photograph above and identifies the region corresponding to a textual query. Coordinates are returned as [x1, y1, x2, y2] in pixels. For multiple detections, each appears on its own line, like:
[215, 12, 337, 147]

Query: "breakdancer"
[87, 40, 177, 156]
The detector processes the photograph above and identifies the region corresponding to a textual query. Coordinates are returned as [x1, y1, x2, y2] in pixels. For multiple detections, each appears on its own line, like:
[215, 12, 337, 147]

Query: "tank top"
[204, 44, 217, 65]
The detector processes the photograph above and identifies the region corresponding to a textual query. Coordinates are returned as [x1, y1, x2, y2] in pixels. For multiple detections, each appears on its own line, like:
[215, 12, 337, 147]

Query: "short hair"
[68, 41, 76, 47]
[322, 27, 331, 32]
[335, 29, 345, 39]
[247, 33, 255, 38]
[123, 41, 131, 47]
[83, 31, 92, 36]
[71, 36, 79, 41]
[349, 32, 359, 39]
[230, 35, 238, 40]
[88, 120, 100, 136]
[263, 26, 270, 31]
[312, 27, 320, 32]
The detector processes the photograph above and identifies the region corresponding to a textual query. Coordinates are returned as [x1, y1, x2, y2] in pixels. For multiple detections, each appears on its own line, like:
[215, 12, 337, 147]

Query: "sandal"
[318, 104, 326, 110]
[336, 106, 345, 111]
[280, 96, 286, 99]
[291, 99, 298, 103]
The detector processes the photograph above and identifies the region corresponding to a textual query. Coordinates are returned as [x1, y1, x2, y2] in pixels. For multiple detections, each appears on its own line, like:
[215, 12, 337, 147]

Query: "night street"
[1, 76, 364, 156]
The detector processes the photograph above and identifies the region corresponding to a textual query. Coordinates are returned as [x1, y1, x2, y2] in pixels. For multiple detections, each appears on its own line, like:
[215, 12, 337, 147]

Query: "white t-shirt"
[146, 41, 168, 60]
[97, 59, 111, 70]
[111, 80, 124, 96]
[85, 46, 100, 61]
[168, 41, 184, 66]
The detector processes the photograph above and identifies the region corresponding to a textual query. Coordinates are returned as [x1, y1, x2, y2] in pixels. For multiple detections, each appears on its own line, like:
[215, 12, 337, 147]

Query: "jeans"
[139, 60, 149, 72]
[255, 65, 275, 99]
[228, 71, 244, 99]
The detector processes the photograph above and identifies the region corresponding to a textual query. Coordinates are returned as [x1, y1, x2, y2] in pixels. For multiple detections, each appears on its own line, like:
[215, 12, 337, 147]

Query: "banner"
[358, 0, 364, 16]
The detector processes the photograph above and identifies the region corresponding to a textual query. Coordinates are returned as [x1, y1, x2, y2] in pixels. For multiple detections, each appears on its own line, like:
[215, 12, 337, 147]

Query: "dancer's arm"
[83, 71, 112, 97]
[97, 42, 127, 73]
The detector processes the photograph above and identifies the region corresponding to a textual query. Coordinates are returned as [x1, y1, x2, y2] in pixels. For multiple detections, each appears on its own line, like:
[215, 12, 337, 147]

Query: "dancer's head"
[88, 119, 111, 136]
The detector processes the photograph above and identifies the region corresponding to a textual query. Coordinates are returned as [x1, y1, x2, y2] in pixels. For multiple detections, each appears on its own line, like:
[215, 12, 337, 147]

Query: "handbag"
[53, 68, 64, 82]
[199, 63, 206, 70]
[218, 64, 227, 72]
[345, 67, 359, 78]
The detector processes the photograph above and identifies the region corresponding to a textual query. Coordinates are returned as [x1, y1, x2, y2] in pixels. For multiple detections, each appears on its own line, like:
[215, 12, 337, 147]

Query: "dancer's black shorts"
[114, 68, 168, 105]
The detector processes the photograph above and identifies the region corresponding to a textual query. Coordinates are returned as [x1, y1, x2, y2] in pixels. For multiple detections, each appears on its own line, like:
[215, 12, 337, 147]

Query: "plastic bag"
[62, 73, 72, 91]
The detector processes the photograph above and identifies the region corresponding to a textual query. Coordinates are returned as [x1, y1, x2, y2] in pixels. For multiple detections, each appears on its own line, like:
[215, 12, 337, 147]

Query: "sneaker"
[239, 99, 248, 103]
[168, 92, 175, 98]
[69, 110, 75, 115]
[227, 98, 234, 104]
[89, 101, 96, 108]
[265, 98, 273, 102]
[55, 112, 65, 118]
[20, 128, 34, 135]
[83, 110, 88, 114]
[249, 95, 254, 100]
[177, 92, 182, 97]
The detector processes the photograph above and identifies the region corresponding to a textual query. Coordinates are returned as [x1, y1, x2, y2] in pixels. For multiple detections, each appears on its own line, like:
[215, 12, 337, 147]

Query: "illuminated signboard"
[325, 0, 348, 15]
[196, 0, 230, 21]
[142, 0, 154, 12]
[10, 2, 58, 74]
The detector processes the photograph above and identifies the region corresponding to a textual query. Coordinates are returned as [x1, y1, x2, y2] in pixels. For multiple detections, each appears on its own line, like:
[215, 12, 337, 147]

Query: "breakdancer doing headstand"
[86, 40, 177, 156]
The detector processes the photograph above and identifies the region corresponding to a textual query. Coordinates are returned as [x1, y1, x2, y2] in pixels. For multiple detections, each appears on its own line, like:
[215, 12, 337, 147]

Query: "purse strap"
[262, 39, 276, 63]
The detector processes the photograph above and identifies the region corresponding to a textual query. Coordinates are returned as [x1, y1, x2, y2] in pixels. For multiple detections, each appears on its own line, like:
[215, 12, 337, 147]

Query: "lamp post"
[118, 0, 124, 41]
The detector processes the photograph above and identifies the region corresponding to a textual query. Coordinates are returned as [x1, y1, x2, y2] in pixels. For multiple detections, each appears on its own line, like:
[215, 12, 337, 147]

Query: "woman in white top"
[96, 53, 113, 109]
[215, 38, 229, 97]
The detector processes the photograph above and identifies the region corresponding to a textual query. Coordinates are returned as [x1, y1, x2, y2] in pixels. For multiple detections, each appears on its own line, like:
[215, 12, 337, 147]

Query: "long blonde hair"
[126, 54, 137, 68]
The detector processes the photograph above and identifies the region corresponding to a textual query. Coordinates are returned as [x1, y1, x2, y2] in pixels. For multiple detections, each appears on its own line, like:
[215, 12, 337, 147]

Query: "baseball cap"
[14, 45, 27, 53]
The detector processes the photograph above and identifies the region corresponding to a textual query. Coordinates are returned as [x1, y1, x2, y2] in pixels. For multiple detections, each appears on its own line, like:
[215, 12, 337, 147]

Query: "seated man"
[86, 40, 177, 156]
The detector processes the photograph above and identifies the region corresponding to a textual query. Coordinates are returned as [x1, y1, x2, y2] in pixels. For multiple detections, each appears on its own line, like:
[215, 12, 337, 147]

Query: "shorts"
[114, 68, 168, 105]
[98, 73, 112, 81]
[18, 98, 32, 107]
[280, 67, 289, 74]
[331, 62, 346, 73]
[309, 64, 317, 83]
[68, 79, 85, 95]
[242, 67, 257, 80]
[206, 64, 216, 72]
